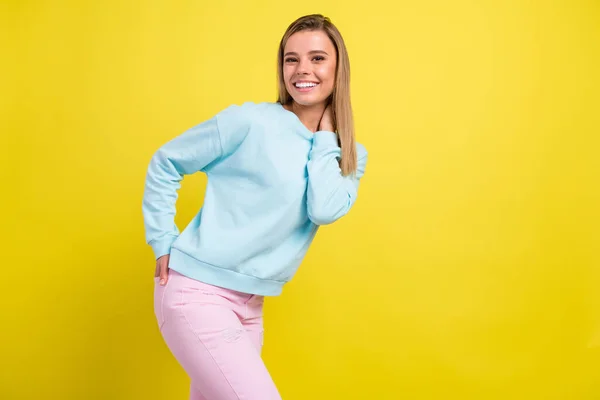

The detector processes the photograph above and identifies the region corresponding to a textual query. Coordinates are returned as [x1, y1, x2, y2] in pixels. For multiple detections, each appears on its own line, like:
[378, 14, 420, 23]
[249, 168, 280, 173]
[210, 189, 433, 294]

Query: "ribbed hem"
[168, 248, 284, 296]
[150, 235, 178, 259]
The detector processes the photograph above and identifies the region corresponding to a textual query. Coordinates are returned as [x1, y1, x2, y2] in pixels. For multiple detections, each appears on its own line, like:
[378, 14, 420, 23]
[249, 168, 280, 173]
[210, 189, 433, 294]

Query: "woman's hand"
[155, 254, 170, 285]
[318, 104, 335, 132]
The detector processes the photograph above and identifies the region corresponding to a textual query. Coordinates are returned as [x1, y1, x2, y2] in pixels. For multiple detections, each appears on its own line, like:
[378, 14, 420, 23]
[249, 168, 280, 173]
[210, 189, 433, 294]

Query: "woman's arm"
[306, 107, 368, 226]
[142, 116, 223, 259]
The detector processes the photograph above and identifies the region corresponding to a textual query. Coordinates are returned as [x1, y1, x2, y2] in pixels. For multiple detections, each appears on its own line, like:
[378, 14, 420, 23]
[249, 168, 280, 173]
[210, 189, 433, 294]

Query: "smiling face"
[282, 30, 337, 108]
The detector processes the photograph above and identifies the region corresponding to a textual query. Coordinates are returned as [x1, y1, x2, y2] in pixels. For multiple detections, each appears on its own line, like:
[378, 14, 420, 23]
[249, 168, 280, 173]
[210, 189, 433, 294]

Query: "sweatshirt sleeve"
[306, 131, 368, 225]
[142, 104, 251, 259]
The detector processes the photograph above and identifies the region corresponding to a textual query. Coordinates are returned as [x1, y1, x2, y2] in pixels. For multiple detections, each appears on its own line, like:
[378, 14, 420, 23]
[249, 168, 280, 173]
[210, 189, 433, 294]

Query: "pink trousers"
[154, 269, 282, 400]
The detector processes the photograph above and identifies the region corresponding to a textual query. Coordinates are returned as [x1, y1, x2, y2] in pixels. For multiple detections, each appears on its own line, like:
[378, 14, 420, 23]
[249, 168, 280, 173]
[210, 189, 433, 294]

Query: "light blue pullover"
[142, 101, 368, 296]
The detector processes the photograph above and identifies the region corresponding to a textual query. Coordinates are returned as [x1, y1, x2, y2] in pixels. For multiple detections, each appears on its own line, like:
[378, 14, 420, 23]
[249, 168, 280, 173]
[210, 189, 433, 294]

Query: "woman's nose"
[296, 59, 310, 75]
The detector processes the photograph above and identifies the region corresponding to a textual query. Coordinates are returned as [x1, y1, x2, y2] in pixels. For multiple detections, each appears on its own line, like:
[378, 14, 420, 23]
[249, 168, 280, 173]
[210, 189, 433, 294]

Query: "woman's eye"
[285, 58, 298, 63]
[313, 56, 325, 61]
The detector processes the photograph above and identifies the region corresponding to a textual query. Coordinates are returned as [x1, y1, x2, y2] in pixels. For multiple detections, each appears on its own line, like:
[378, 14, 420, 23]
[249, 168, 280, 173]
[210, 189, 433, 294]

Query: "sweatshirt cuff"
[150, 236, 178, 259]
[312, 130, 339, 148]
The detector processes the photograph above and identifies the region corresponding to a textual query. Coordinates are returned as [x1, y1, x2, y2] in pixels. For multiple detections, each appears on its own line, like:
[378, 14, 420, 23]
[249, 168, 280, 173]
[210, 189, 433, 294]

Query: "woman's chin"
[290, 96, 330, 108]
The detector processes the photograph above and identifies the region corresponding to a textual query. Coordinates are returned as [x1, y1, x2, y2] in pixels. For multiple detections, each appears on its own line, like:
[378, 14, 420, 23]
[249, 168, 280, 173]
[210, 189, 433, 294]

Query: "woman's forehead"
[285, 30, 334, 53]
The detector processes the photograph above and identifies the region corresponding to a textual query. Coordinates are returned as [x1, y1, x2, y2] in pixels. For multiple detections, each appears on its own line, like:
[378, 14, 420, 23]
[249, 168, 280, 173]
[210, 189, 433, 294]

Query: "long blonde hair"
[277, 14, 357, 176]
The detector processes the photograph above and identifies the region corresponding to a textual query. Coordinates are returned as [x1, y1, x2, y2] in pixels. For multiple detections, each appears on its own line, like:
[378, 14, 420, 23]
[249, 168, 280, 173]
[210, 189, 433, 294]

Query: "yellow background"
[2, 0, 599, 399]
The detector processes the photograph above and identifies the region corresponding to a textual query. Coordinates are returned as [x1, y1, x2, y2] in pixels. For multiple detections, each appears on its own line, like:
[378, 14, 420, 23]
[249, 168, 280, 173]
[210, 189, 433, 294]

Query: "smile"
[293, 81, 319, 92]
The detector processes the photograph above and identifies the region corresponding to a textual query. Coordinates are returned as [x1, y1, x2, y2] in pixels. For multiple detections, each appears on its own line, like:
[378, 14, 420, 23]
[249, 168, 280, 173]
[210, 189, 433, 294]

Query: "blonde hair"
[277, 14, 357, 176]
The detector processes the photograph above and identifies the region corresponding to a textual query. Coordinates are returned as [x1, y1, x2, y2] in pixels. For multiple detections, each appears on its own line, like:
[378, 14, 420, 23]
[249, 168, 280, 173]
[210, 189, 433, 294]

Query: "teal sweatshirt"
[142, 101, 368, 296]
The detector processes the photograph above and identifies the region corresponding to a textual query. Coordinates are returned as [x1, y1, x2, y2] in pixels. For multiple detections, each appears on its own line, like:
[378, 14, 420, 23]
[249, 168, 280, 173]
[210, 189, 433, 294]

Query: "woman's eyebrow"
[284, 50, 329, 57]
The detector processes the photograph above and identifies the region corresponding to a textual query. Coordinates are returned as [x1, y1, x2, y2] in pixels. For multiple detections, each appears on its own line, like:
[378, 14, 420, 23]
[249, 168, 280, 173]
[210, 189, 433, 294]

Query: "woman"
[143, 14, 368, 400]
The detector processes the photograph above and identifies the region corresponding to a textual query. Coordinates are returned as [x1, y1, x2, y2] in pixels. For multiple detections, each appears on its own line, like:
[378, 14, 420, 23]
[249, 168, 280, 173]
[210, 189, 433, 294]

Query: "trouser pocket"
[154, 277, 167, 330]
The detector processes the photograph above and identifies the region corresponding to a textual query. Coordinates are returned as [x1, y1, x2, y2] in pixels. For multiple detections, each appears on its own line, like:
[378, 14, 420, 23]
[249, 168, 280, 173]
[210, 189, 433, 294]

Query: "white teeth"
[295, 82, 317, 88]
